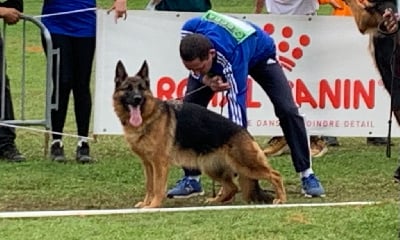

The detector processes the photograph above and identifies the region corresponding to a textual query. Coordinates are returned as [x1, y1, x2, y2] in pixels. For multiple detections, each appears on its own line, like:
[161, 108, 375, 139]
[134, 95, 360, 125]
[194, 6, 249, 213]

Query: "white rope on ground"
[0, 201, 381, 218]
[0, 122, 93, 140]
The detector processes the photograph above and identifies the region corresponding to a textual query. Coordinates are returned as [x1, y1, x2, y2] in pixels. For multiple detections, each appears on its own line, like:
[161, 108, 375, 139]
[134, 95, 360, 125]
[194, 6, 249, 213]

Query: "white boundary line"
[0, 201, 381, 218]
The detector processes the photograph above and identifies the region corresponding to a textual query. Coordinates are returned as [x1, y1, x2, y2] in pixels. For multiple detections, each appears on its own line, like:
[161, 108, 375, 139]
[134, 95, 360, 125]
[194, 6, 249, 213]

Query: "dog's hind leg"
[248, 160, 286, 204]
[230, 140, 287, 204]
[205, 179, 238, 204]
[245, 161, 286, 204]
[239, 177, 274, 204]
[204, 170, 238, 204]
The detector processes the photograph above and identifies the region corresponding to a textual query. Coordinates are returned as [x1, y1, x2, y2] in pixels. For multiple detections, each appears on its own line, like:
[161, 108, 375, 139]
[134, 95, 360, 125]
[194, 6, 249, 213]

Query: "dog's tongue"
[129, 105, 142, 127]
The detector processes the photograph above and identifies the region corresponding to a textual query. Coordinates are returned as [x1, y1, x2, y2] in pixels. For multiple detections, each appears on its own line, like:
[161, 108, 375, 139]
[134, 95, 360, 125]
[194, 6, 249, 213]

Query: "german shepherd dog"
[112, 60, 287, 208]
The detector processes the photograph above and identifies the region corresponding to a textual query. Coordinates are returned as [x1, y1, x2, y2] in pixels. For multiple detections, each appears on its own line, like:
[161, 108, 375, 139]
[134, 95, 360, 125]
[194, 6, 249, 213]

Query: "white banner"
[94, 10, 399, 137]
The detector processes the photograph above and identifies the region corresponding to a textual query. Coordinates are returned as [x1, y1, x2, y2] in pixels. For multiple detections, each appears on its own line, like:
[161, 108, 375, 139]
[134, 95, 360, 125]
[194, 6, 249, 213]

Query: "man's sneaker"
[310, 137, 328, 158]
[1, 144, 25, 162]
[263, 136, 289, 157]
[166, 176, 205, 199]
[50, 141, 66, 163]
[76, 141, 92, 164]
[301, 174, 326, 198]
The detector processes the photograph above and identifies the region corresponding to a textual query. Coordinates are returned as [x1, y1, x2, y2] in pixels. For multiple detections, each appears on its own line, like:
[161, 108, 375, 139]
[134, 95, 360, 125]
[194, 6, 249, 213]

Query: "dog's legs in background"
[229, 139, 287, 204]
[205, 180, 237, 203]
[250, 161, 286, 204]
[239, 177, 274, 204]
[204, 170, 238, 203]
[241, 165, 286, 204]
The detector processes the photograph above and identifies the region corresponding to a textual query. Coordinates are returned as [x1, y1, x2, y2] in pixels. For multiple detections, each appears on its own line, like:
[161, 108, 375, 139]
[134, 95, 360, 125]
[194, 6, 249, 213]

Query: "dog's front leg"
[146, 159, 169, 208]
[135, 160, 154, 208]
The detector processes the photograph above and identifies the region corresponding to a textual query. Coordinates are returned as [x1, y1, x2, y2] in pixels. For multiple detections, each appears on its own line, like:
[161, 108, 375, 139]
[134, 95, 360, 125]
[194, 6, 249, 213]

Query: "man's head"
[179, 33, 216, 76]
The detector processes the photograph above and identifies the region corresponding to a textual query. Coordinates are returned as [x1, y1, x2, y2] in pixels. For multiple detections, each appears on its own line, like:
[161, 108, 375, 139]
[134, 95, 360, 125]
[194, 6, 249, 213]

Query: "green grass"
[0, 1, 398, 240]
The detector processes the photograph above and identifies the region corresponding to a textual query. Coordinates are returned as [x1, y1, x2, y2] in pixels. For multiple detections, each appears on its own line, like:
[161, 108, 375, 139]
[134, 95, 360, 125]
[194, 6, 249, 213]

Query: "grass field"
[0, 0, 399, 240]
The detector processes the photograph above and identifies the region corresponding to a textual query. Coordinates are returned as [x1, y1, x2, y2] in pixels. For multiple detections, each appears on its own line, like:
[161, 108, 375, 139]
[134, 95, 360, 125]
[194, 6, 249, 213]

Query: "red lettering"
[294, 79, 318, 108]
[176, 78, 188, 99]
[247, 79, 261, 108]
[344, 79, 351, 109]
[210, 93, 220, 107]
[156, 76, 376, 110]
[353, 80, 374, 109]
[319, 79, 341, 108]
[156, 76, 176, 100]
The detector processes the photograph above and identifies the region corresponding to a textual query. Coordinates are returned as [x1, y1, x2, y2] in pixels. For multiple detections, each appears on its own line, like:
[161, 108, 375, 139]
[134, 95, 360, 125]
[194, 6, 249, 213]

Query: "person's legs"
[72, 36, 95, 163]
[373, 34, 400, 181]
[250, 58, 325, 197]
[166, 76, 215, 198]
[0, 38, 24, 162]
[43, 34, 74, 162]
[0, 75, 25, 162]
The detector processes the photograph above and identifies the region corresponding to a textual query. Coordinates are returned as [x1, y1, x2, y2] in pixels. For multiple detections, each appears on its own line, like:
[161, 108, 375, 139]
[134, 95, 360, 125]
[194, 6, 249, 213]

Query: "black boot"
[394, 165, 400, 183]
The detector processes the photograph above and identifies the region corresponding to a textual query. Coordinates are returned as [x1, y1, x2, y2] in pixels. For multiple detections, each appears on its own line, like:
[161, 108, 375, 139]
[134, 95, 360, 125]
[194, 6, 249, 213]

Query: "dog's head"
[344, 0, 397, 34]
[113, 60, 152, 127]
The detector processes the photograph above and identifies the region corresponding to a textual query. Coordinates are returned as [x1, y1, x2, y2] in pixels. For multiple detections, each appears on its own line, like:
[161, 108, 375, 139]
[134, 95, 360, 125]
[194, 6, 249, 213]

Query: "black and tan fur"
[113, 60, 286, 208]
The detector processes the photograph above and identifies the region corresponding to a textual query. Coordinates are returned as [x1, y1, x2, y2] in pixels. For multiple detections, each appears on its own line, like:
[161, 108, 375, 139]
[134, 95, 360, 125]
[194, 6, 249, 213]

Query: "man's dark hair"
[179, 33, 213, 61]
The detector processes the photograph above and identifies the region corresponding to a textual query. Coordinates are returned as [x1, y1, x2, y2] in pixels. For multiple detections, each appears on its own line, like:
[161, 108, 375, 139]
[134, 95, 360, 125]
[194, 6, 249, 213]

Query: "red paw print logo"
[264, 23, 310, 71]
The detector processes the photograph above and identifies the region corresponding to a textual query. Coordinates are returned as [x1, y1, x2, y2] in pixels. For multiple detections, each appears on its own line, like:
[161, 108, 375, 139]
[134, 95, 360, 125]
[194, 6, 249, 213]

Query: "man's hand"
[329, 0, 342, 9]
[382, 8, 399, 34]
[202, 75, 230, 92]
[0, 7, 21, 25]
[355, 0, 374, 9]
[107, 0, 127, 23]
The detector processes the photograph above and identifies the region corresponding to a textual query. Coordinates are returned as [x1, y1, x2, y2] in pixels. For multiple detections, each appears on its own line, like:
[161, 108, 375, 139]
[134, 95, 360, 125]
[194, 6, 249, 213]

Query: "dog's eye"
[138, 84, 146, 91]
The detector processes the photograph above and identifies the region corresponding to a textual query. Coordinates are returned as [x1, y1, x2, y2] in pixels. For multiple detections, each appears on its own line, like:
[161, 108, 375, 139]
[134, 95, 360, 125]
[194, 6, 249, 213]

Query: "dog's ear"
[137, 60, 149, 79]
[115, 60, 128, 88]
[137, 60, 150, 88]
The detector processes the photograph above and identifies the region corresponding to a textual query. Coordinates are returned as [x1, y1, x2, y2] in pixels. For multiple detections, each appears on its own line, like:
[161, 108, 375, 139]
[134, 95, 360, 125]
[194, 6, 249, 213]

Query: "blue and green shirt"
[181, 10, 276, 127]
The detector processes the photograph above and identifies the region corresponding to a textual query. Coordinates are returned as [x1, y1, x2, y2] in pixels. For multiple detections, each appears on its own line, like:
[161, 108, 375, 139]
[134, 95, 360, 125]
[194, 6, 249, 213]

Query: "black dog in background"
[344, 0, 400, 181]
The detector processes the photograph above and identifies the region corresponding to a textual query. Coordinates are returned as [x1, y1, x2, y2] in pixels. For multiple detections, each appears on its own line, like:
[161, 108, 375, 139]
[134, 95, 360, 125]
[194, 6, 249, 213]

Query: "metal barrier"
[0, 15, 59, 155]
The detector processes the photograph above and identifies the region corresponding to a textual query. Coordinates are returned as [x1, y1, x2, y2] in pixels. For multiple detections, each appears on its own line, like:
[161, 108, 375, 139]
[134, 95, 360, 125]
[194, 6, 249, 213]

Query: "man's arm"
[0, 0, 23, 12]
[107, 0, 127, 23]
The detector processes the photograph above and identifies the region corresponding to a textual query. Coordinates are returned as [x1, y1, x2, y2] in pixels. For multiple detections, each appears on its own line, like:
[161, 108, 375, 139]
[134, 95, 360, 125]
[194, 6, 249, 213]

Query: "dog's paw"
[134, 201, 146, 208]
[272, 199, 284, 204]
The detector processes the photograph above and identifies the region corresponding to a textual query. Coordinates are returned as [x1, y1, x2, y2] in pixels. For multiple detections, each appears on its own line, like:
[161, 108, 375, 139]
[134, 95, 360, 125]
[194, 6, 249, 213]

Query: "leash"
[32, 8, 97, 19]
[212, 90, 227, 198]
[175, 85, 208, 101]
[385, 16, 399, 158]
